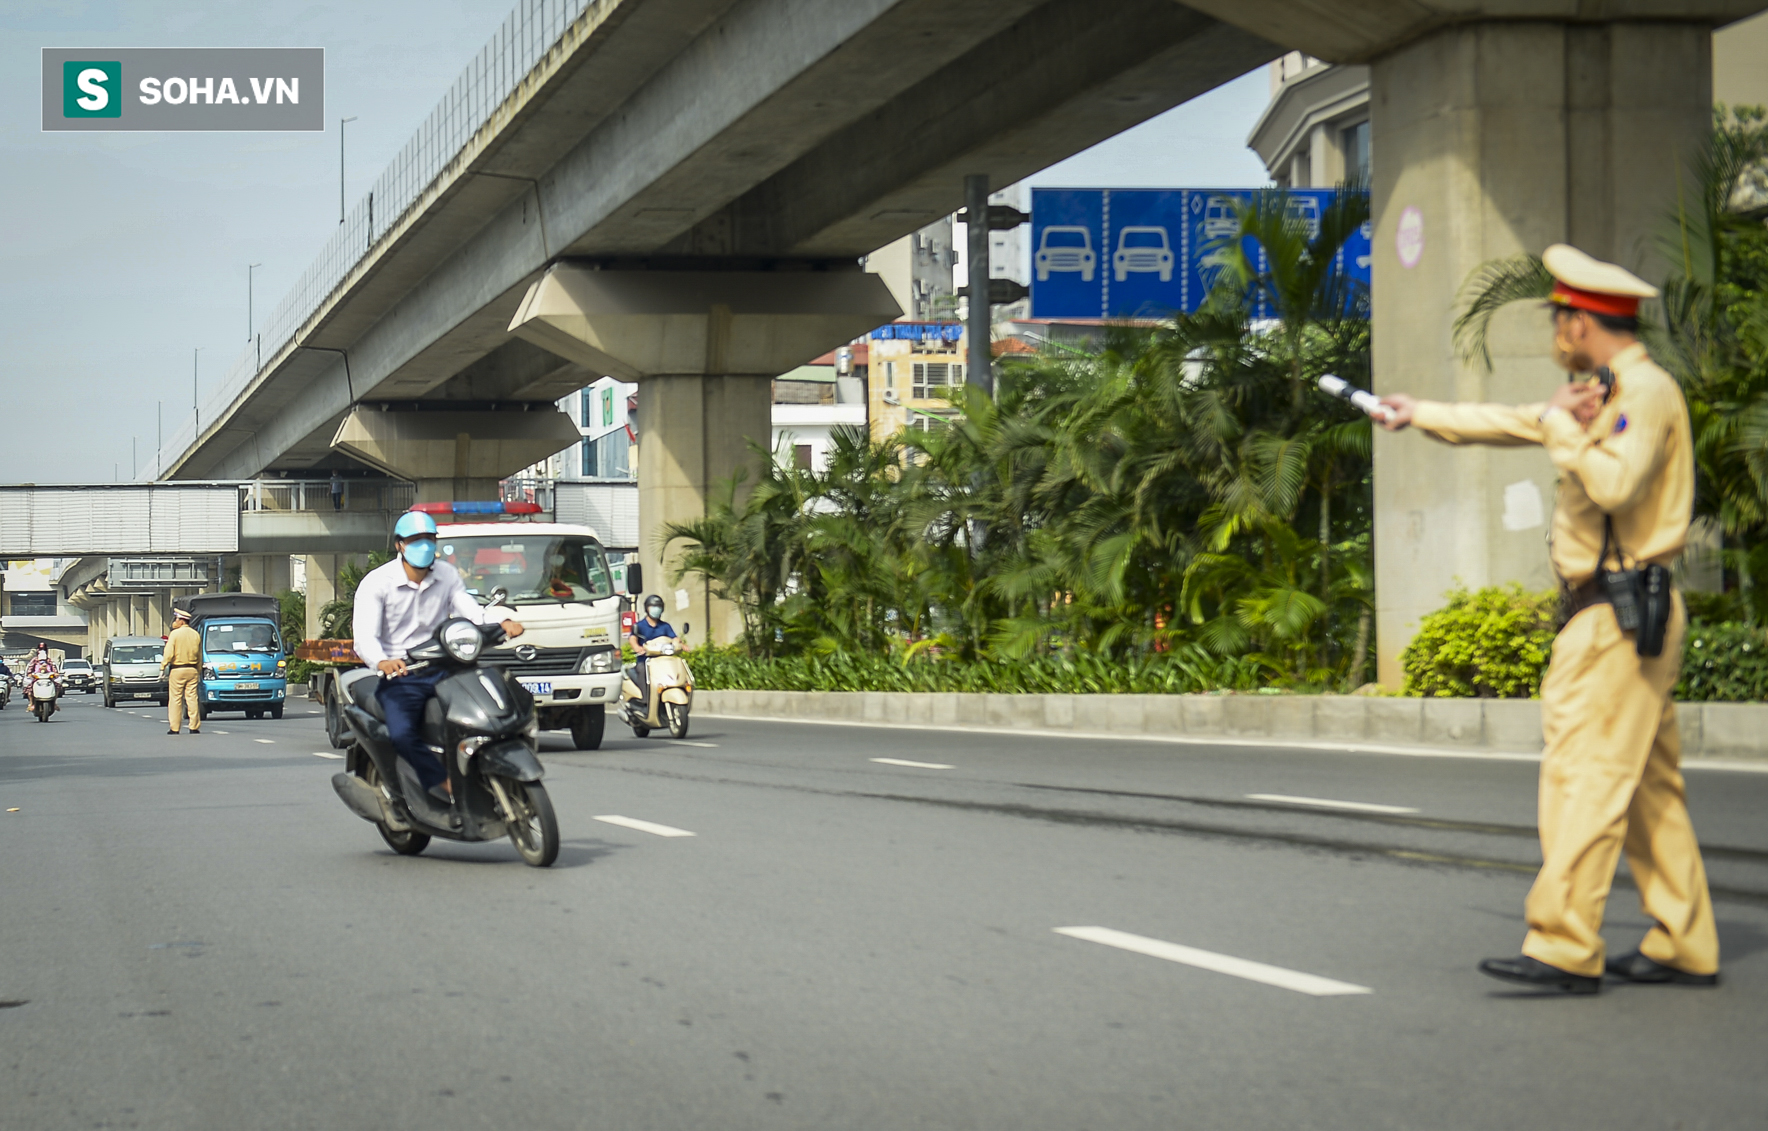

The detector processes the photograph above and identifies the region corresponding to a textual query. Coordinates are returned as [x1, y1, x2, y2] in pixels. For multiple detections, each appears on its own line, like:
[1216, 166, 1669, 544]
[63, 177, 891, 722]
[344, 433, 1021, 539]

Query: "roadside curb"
[695, 689, 1768, 770]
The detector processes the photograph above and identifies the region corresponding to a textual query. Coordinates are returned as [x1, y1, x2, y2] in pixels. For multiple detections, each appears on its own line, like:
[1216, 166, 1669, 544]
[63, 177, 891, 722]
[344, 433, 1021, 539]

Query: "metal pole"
[248, 263, 261, 341]
[157, 402, 162, 476]
[193, 347, 202, 433]
[964, 173, 992, 396]
[339, 117, 357, 224]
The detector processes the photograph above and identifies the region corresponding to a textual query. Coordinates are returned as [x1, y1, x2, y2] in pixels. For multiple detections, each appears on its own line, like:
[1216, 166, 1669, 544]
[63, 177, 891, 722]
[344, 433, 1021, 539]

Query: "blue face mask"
[401, 538, 437, 569]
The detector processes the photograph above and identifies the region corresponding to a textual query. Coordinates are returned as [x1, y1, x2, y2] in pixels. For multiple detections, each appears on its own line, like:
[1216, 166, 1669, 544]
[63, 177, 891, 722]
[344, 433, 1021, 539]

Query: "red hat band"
[1549, 280, 1640, 318]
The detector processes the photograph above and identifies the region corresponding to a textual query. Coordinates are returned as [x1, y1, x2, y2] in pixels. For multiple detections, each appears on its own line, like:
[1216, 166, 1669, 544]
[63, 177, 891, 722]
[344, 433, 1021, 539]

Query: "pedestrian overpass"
[131, 0, 1766, 665]
[2, 478, 637, 653]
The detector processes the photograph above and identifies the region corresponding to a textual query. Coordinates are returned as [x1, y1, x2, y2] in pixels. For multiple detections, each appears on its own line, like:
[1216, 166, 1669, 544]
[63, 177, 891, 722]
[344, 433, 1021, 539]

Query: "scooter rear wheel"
[501, 778, 559, 867]
[361, 760, 429, 856]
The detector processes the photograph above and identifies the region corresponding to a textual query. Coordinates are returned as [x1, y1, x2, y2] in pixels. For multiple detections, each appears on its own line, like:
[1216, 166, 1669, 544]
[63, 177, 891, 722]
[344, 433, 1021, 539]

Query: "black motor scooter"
[330, 607, 560, 867]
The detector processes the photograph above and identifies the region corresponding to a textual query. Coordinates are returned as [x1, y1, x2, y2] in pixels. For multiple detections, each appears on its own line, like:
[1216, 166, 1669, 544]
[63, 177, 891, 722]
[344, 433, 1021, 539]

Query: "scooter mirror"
[487, 587, 509, 608]
[681, 623, 690, 637]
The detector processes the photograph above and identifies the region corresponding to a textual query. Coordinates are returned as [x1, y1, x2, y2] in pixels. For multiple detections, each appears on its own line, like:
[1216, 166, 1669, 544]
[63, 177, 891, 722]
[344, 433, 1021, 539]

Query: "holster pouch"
[1636, 563, 1671, 658]
[1597, 517, 1672, 658]
[1602, 566, 1642, 633]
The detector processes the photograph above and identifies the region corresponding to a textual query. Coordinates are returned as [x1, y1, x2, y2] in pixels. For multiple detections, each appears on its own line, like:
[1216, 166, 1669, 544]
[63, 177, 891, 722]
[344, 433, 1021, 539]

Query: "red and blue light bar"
[409, 500, 544, 516]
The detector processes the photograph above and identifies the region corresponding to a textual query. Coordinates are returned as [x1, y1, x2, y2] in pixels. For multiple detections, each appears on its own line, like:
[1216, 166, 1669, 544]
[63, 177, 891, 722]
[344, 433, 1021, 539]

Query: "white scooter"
[30, 676, 60, 723]
[619, 627, 694, 739]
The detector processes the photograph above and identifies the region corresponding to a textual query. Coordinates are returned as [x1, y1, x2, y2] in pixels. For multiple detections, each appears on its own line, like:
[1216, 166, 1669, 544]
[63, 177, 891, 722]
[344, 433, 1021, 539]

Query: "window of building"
[581, 431, 631, 479]
[884, 361, 895, 388]
[912, 362, 963, 399]
[578, 388, 593, 427]
[9, 592, 55, 616]
[793, 444, 813, 470]
[1343, 119, 1370, 185]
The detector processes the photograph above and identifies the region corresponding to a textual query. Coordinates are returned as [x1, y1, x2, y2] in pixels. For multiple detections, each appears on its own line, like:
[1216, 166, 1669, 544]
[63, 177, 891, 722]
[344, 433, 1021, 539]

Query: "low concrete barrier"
[695, 689, 1768, 760]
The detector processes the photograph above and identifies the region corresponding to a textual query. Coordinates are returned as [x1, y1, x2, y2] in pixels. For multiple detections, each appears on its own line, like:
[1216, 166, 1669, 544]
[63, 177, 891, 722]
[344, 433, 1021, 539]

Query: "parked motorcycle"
[618, 627, 694, 739]
[30, 676, 59, 723]
[329, 604, 560, 867]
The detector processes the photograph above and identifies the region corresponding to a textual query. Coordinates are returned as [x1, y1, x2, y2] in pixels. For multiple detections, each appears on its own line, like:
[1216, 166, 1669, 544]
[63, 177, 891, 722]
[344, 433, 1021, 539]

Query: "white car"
[1112, 226, 1173, 282]
[1035, 226, 1096, 282]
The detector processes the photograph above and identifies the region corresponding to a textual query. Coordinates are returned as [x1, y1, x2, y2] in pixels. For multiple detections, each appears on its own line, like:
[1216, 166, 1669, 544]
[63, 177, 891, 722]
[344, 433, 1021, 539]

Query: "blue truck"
[185, 593, 290, 721]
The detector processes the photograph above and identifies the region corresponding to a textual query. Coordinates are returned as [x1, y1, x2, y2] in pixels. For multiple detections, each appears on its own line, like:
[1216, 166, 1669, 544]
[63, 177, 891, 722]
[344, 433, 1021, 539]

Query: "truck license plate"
[132, 692, 153, 699]
[518, 679, 552, 696]
[235, 682, 260, 690]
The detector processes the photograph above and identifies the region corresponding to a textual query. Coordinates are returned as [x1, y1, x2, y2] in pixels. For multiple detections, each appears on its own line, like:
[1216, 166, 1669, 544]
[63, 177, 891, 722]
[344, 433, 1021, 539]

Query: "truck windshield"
[438, 535, 615, 606]
[204, 622, 281, 653]
[110, 645, 162, 664]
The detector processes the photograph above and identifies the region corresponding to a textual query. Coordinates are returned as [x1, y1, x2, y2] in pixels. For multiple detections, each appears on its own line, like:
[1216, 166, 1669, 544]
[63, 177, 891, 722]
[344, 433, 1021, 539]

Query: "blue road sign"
[1030, 188, 1371, 320]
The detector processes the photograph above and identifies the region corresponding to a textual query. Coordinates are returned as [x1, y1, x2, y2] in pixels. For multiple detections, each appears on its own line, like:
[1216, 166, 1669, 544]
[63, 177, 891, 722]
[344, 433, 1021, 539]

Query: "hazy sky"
[0, 1, 1271, 484]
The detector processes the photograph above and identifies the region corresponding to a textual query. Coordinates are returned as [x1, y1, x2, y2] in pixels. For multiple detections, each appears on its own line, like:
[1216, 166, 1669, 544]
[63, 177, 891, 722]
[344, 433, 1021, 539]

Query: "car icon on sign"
[1112, 226, 1173, 282]
[1035, 226, 1096, 282]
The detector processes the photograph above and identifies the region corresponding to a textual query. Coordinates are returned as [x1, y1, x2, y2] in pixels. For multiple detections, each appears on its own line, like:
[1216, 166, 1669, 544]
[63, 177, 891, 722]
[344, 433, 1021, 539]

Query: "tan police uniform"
[1407, 245, 1718, 980]
[161, 617, 202, 734]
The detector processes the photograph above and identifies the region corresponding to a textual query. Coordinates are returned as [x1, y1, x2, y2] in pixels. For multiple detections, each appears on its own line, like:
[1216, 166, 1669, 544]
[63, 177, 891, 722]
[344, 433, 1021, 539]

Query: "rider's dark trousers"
[377, 668, 448, 792]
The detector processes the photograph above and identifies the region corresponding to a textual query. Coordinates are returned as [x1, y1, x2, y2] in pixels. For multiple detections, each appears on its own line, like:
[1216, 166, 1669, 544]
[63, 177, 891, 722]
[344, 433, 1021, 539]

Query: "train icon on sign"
[1112, 226, 1173, 282]
[1035, 225, 1096, 282]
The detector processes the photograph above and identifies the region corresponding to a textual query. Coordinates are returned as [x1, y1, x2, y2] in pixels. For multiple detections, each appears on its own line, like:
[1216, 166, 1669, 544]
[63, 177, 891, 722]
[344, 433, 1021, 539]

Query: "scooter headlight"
[441, 618, 483, 663]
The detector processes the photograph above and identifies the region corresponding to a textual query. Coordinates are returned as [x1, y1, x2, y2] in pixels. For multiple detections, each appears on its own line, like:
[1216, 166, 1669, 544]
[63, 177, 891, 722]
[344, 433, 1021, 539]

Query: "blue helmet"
[393, 511, 439, 541]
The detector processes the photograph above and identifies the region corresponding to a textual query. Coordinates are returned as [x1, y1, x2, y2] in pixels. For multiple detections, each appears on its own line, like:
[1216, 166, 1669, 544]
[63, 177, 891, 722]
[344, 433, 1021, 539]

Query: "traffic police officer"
[1380, 244, 1719, 993]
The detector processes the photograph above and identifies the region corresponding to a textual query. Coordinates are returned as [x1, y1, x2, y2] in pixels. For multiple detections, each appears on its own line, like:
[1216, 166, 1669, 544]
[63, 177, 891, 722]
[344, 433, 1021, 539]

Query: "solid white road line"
[254, 739, 275, 745]
[311, 751, 344, 760]
[1245, 793, 1419, 815]
[592, 815, 696, 838]
[871, 757, 954, 770]
[1055, 927, 1372, 997]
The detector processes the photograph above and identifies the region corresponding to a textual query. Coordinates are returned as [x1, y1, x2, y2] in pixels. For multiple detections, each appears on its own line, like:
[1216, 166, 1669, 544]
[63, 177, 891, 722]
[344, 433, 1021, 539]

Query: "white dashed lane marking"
[1055, 927, 1373, 997]
[1245, 794, 1419, 815]
[311, 752, 344, 760]
[254, 739, 275, 745]
[592, 815, 696, 838]
[871, 758, 954, 770]
[668, 740, 718, 748]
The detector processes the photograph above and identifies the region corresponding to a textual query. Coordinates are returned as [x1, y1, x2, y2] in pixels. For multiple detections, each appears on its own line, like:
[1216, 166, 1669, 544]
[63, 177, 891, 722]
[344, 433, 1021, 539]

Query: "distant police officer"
[162, 607, 202, 735]
[1380, 244, 1719, 993]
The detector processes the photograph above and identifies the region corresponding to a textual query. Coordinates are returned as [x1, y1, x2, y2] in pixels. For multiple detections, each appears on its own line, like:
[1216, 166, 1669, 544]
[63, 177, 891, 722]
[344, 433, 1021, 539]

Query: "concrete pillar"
[505, 266, 900, 647]
[1370, 20, 1713, 684]
[144, 592, 168, 638]
[637, 374, 774, 645]
[236, 554, 292, 595]
[304, 554, 340, 641]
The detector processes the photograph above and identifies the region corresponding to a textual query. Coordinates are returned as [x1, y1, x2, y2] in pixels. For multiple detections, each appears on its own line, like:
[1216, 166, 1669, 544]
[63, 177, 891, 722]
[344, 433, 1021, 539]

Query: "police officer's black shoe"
[1477, 955, 1600, 994]
[1605, 950, 1719, 986]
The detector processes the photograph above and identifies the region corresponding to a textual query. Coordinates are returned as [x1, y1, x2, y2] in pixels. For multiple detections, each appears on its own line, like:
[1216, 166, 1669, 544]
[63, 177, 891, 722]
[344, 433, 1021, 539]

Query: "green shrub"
[687, 643, 1267, 696]
[1677, 622, 1768, 701]
[1400, 584, 1558, 698]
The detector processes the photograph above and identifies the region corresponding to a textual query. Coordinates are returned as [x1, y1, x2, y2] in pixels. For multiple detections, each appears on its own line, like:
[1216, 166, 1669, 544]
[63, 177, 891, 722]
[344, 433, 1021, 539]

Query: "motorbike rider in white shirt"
[352, 511, 525, 802]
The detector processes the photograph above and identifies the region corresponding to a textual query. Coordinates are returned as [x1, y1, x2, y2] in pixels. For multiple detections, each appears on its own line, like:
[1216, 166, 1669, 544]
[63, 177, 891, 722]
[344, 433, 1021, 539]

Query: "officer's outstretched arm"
[1409, 400, 1548, 446]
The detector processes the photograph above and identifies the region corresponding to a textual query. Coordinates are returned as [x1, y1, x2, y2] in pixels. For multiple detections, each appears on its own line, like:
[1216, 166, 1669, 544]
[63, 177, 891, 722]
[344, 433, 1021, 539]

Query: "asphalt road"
[3, 691, 1766, 1131]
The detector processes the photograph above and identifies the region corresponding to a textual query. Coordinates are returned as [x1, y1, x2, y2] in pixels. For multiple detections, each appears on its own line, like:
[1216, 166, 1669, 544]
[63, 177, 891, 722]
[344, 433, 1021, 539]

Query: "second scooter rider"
[353, 512, 526, 802]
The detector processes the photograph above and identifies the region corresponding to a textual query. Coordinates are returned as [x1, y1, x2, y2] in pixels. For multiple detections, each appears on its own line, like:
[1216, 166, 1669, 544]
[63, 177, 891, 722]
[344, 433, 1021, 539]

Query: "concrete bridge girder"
[329, 407, 583, 503]
[183, 0, 1282, 484]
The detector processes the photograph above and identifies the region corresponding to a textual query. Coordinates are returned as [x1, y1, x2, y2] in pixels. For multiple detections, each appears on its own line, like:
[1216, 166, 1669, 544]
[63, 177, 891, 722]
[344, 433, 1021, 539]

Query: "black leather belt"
[1563, 578, 1609, 616]
[169, 663, 199, 669]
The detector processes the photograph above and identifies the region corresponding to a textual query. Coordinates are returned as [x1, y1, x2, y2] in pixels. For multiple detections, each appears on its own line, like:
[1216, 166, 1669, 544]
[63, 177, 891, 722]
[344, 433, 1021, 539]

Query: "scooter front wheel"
[500, 777, 559, 867]
[665, 703, 689, 740]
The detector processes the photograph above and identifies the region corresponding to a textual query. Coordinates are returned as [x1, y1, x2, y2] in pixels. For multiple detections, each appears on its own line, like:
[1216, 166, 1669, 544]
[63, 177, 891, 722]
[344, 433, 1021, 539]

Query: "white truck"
[314, 520, 625, 750]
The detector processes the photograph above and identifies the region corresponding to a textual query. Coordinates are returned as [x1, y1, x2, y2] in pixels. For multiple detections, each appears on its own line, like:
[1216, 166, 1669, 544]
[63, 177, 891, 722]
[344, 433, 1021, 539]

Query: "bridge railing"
[238, 480, 416, 514]
[141, 0, 596, 483]
[499, 477, 555, 512]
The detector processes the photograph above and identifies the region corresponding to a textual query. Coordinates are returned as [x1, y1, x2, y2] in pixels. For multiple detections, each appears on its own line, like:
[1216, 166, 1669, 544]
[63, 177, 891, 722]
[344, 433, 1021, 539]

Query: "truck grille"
[480, 647, 587, 676]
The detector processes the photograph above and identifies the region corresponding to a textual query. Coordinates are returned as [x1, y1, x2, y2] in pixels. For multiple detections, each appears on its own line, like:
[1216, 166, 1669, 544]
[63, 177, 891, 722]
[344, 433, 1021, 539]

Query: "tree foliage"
[664, 188, 1381, 689]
